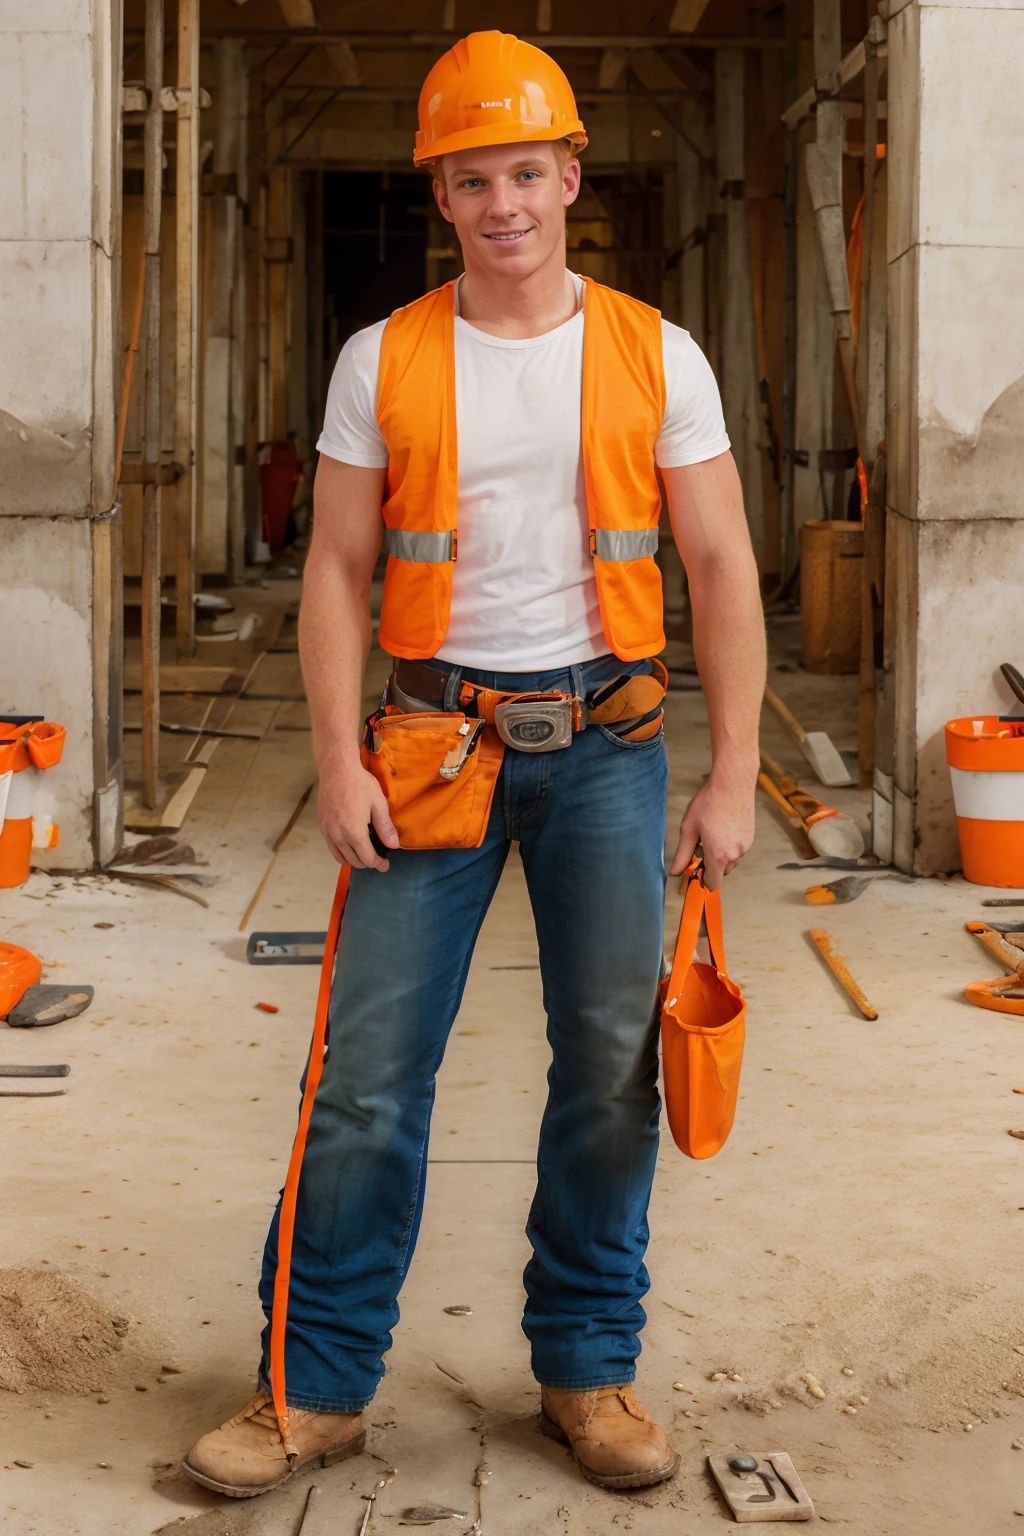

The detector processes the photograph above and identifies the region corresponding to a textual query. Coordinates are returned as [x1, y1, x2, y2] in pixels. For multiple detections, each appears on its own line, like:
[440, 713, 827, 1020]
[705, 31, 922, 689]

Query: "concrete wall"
[886, 0, 1024, 872]
[0, 0, 122, 868]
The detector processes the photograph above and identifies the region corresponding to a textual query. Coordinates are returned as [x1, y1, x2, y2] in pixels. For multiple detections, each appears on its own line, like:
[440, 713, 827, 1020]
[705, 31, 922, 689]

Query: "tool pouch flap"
[659, 859, 746, 1159]
[361, 708, 504, 850]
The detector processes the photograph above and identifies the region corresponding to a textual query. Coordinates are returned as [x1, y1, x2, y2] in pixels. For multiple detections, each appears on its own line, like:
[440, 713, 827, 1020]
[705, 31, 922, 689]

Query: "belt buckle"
[493, 695, 573, 753]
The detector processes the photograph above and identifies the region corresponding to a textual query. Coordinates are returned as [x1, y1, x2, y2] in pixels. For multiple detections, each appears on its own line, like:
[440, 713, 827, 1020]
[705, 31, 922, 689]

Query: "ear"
[432, 169, 456, 225]
[562, 157, 582, 209]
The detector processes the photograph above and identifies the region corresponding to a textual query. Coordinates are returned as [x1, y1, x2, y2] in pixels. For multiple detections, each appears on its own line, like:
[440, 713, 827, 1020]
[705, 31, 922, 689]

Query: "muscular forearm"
[663, 452, 764, 885]
[299, 456, 397, 871]
[299, 558, 373, 776]
[688, 545, 764, 780]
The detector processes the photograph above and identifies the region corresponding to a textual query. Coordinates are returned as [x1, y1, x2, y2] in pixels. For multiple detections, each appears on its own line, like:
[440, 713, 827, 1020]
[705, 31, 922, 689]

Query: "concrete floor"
[2, 608, 1024, 1534]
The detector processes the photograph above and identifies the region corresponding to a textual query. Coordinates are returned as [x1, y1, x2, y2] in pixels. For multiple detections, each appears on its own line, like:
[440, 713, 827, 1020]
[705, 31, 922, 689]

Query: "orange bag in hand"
[660, 860, 746, 1159]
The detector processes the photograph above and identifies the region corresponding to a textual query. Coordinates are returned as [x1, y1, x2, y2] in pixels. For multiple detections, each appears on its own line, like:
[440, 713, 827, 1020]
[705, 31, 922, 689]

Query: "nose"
[484, 178, 519, 223]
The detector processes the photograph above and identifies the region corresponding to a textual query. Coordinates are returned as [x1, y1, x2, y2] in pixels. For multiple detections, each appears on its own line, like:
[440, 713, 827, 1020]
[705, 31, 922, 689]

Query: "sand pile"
[0, 1268, 130, 1394]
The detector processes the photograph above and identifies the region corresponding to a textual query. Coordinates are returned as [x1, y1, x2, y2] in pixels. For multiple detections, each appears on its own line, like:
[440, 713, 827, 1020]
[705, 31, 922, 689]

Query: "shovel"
[763, 685, 853, 787]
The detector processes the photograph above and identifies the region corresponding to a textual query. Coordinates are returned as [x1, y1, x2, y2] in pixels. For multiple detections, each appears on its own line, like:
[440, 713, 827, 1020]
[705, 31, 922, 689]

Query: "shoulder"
[339, 317, 388, 381]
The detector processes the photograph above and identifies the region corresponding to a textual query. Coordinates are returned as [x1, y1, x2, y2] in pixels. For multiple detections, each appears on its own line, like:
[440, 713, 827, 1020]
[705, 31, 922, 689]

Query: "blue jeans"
[258, 655, 669, 1411]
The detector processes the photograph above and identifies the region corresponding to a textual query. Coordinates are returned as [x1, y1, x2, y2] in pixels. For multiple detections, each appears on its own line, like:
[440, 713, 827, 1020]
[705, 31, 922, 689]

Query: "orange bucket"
[946, 716, 1024, 887]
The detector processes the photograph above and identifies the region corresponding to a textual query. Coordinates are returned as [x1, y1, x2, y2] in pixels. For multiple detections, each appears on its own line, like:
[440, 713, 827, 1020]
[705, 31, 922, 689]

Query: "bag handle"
[664, 857, 728, 1006]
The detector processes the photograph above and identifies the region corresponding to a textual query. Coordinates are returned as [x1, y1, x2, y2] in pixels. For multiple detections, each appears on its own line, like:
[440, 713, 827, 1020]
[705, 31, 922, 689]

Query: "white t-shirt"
[317, 274, 730, 670]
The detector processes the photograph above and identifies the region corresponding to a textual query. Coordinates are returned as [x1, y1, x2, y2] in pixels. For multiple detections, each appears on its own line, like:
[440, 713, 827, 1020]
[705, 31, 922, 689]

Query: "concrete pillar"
[0, 0, 123, 869]
[886, 0, 1024, 872]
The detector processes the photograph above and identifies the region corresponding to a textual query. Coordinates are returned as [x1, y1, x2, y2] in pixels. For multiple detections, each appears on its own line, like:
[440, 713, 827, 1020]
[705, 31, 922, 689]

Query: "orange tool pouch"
[360, 706, 505, 850]
[659, 858, 746, 1159]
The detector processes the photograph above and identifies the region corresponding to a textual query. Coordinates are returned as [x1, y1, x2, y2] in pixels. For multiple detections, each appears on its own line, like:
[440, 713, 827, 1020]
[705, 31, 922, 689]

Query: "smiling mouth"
[485, 230, 530, 242]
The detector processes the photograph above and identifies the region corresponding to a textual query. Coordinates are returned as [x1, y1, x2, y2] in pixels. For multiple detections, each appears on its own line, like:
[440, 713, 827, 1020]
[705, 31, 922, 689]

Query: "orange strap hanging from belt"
[269, 863, 351, 1460]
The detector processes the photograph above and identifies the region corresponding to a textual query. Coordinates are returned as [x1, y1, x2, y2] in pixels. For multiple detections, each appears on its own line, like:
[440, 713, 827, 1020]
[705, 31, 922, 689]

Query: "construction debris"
[238, 781, 316, 931]
[809, 928, 879, 1018]
[7, 985, 93, 1029]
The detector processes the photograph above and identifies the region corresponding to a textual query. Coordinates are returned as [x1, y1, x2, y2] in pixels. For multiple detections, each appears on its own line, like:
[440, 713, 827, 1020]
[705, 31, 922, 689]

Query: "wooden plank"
[175, 0, 200, 662]
[124, 664, 232, 693]
[123, 766, 209, 831]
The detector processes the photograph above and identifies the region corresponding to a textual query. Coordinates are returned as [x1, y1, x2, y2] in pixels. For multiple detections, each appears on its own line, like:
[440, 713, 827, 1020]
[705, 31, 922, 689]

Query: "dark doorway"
[322, 171, 432, 367]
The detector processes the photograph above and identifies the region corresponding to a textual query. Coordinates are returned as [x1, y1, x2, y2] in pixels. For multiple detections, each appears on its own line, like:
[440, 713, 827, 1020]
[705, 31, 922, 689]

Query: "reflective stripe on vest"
[591, 528, 660, 562]
[386, 529, 455, 563]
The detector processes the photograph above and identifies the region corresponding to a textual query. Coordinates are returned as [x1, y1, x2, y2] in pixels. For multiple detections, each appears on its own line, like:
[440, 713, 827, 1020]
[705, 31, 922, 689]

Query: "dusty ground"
[2, 606, 1024, 1534]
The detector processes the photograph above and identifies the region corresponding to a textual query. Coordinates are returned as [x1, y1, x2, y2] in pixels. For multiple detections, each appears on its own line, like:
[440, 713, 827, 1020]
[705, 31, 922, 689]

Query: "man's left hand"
[670, 758, 757, 889]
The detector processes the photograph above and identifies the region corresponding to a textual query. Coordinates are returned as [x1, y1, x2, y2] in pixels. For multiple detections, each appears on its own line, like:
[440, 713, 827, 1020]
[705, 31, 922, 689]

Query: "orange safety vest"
[375, 275, 667, 662]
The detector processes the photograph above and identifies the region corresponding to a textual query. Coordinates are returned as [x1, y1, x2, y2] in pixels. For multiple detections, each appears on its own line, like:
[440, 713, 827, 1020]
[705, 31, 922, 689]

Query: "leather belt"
[391, 660, 583, 753]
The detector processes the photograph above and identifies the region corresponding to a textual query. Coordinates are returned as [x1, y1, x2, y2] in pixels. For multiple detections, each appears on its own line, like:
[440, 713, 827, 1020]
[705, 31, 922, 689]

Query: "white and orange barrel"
[945, 715, 1024, 887]
[0, 720, 66, 889]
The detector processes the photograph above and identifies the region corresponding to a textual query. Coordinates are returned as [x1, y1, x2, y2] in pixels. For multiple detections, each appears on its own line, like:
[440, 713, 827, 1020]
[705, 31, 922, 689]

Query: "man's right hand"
[317, 762, 400, 872]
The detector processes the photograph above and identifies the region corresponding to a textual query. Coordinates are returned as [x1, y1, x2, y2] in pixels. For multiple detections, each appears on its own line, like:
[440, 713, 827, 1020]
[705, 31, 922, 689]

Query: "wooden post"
[807, 0, 861, 450]
[715, 49, 765, 571]
[141, 0, 164, 807]
[244, 57, 264, 560]
[175, 0, 200, 661]
[263, 94, 291, 448]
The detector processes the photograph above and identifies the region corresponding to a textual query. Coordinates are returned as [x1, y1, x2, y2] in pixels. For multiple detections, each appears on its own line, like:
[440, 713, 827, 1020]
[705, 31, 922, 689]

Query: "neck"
[457, 242, 579, 339]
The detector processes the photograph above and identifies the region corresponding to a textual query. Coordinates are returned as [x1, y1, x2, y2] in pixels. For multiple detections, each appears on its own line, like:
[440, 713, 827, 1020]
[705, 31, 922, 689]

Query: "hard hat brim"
[414, 122, 587, 168]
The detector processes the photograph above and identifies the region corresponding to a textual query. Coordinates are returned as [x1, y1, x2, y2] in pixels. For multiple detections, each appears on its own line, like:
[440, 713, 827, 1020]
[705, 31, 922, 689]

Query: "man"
[184, 30, 765, 1500]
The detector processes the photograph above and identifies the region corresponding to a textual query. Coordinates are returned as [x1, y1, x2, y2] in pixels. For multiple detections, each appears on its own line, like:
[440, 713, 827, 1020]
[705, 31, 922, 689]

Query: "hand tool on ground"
[238, 781, 316, 932]
[0, 1064, 69, 1077]
[707, 1450, 814, 1522]
[964, 921, 1024, 1014]
[763, 684, 853, 787]
[809, 928, 878, 1018]
[247, 931, 327, 965]
[805, 872, 913, 905]
[759, 752, 864, 859]
[1000, 661, 1024, 708]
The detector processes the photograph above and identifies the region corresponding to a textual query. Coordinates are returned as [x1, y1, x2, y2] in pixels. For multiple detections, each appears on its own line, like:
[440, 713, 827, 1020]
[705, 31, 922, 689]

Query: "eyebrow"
[450, 158, 549, 177]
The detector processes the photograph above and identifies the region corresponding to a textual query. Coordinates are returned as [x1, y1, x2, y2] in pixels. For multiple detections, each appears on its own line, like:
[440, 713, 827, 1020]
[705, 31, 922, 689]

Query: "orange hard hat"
[414, 30, 587, 167]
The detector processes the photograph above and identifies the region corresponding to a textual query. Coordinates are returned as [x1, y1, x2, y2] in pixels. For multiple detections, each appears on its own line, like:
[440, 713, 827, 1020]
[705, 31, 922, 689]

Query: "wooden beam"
[174, 30, 790, 50]
[175, 0, 200, 662]
[141, 0, 164, 808]
[669, 0, 712, 31]
[781, 18, 887, 128]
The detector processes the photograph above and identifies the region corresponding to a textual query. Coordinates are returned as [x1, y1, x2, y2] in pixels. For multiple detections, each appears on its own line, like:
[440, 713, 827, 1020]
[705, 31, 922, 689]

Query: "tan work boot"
[181, 1390, 365, 1498]
[540, 1383, 680, 1490]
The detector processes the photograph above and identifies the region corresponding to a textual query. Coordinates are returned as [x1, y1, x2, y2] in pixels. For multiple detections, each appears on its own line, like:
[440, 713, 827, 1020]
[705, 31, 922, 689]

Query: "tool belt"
[360, 658, 668, 850]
